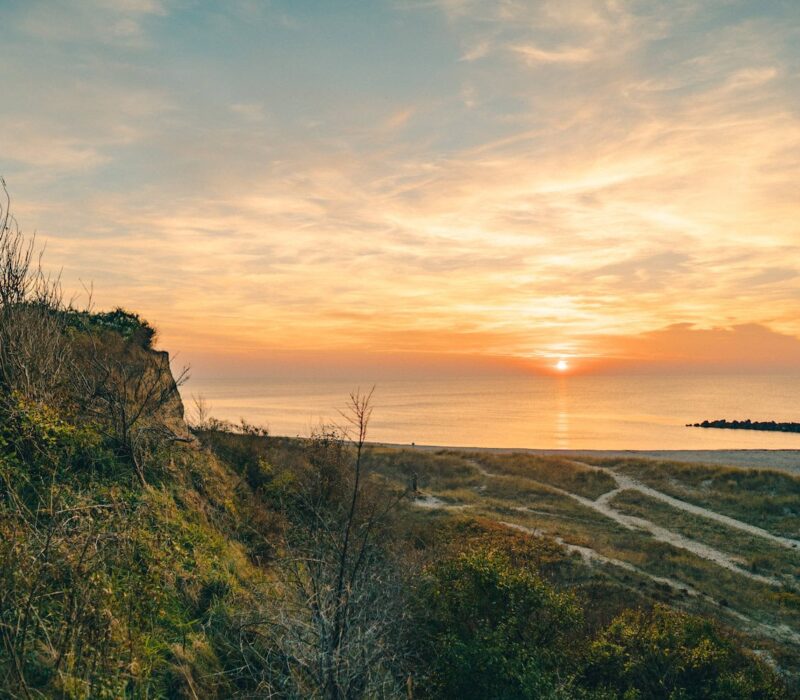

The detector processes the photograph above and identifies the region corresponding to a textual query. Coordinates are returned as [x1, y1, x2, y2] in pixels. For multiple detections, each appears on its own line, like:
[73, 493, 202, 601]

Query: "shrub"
[0, 392, 113, 484]
[62, 307, 157, 348]
[415, 546, 582, 699]
[583, 605, 786, 699]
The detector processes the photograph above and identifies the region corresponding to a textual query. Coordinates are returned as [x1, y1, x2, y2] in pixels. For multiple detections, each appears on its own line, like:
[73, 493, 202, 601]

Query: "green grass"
[469, 452, 618, 499]
[586, 457, 800, 538]
[363, 447, 482, 492]
[611, 489, 800, 583]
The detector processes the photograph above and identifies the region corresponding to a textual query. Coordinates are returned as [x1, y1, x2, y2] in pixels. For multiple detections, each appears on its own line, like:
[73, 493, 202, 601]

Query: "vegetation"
[368, 445, 800, 691]
[584, 606, 785, 699]
[610, 490, 800, 582]
[589, 457, 800, 538]
[62, 307, 157, 348]
[1, 183, 795, 697]
[470, 452, 617, 499]
[414, 546, 582, 699]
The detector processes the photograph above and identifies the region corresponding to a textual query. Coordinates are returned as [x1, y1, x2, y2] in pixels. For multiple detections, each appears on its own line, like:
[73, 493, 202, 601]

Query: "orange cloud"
[588, 324, 800, 372]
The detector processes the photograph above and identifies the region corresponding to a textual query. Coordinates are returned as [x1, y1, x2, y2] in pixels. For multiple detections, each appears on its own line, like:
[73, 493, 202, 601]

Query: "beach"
[378, 445, 800, 474]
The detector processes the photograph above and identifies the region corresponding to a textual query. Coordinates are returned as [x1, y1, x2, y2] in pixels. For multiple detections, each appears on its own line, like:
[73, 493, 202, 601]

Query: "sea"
[181, 373, 800, 451]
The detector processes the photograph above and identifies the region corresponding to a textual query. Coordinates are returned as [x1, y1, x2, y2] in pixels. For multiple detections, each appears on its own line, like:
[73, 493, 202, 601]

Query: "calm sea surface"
[182, 373, 800, 450]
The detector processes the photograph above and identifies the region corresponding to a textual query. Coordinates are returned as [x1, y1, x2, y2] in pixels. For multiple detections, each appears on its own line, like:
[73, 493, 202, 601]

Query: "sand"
[376, 444, 800, 475]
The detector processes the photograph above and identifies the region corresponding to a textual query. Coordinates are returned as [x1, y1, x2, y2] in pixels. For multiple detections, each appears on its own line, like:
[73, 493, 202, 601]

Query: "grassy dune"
[367, 446, 800, 680]
[586, 457, 800, 538]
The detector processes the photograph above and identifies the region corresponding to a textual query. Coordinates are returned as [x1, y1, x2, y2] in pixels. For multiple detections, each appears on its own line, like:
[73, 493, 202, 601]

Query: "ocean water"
[181, 373, 800, 450]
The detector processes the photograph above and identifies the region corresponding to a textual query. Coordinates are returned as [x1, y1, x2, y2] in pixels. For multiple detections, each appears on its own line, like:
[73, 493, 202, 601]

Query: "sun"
[555, 359, 569, 372]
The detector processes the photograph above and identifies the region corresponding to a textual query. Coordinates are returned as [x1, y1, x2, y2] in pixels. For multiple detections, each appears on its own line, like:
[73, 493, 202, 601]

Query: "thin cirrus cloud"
[510, 43, 595, 65]
[0, 0, 799, 375]
[16, 0, 167, 45]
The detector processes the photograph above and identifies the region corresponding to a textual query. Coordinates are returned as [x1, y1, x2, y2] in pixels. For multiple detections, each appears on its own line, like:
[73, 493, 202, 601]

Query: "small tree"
[228, 390, 411, 698]
[0, 179, 72, 404]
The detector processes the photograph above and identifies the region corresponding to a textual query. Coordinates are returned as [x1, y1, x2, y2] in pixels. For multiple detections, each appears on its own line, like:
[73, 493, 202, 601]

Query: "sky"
[2, 0, 800, 377]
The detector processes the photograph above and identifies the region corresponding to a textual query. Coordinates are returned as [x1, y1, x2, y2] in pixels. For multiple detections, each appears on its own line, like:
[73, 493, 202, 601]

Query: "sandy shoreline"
[374, 443, 800, 475]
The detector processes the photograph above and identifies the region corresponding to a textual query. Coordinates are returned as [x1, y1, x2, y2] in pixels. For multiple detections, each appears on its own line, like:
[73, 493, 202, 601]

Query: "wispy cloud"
[459, 40, 490, 62]
[3, 0, 800, 371]
[230, 102, 267, 123]
[381, 107, 416, 131]
[510, 43, 594, 65]
[16, 0, 168, 47]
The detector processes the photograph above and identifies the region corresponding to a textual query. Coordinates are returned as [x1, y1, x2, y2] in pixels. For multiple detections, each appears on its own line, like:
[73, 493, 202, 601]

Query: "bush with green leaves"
[415, 546, 582, 699]
[583, 605, 786, 699]
[0, 391, 115, 484]
[62, 307, 157, 348]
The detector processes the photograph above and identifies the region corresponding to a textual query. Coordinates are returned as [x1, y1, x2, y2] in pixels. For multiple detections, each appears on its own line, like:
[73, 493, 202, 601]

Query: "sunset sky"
[3, 0, 800, 376]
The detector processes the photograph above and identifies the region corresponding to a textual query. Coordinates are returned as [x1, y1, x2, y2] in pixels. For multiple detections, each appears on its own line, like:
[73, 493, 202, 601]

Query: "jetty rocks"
[687, 419, 800, 433]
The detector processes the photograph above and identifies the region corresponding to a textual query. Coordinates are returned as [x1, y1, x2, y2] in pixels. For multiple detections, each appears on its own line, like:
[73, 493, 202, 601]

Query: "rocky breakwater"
[687, 419, 800, 433]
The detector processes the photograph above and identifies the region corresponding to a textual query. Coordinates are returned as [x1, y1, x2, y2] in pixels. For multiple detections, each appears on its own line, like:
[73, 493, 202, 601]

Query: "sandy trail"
[504, 519, 800, 648]
[536, 478, 780, 586]
[595, 488, 624, 505]
[412, 494, 469, 511]
[471, 458, 790, 585]
[413, 494, 447, 509]
[571, 461, 800, 551]
[410, 453, 800, 650]
[499, 520, 699, 596]
[725, 608, 800, 647]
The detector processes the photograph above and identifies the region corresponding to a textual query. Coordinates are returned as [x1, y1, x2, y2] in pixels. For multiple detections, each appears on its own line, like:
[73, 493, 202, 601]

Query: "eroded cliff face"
[67, 324, 191, 447]
[0, 304, 190, 446]
[150, 347, 191, 439]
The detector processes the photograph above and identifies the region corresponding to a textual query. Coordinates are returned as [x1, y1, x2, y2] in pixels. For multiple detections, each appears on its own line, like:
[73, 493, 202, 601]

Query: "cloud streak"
[2, 0, 799, 373]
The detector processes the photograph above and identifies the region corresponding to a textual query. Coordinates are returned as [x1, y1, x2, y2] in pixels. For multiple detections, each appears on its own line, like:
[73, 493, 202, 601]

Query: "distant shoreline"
[371, 443, 800, 474]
